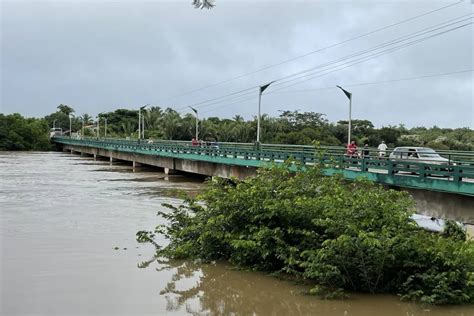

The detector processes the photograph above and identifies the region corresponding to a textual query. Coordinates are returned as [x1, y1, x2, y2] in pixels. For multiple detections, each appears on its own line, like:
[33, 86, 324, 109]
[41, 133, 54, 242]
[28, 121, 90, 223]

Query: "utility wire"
[270, 15, 472, 89]
[270, 21, 473, 92]
[153, 0, 464, 105]
[173, 17, 471, 112]
[193, 22, 472, 115]
[268, 69, 473, 94]
[200, 68, 472, 116]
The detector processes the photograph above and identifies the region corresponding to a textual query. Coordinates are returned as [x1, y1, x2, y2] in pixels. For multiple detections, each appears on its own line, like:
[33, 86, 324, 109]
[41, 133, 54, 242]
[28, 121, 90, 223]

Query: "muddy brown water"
[1, 152, 473, 315]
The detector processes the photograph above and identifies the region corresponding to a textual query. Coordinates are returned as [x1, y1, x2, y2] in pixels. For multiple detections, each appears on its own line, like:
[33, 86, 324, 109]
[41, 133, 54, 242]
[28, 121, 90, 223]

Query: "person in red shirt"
[191, 137, 199, 146]
[346, 141, 358, 157]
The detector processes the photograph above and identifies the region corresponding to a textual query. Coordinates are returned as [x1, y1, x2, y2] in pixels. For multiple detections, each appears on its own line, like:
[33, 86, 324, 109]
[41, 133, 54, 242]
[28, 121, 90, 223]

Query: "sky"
[1, 0, 473, 128]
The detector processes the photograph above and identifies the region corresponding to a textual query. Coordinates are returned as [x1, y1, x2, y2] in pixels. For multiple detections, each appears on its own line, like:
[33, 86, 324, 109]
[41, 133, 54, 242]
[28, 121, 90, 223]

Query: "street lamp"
[81, 117, 84, 138]
[96, 115, 100, 139]
[139, 104, 149, 140]
[257, 81, 274, 143]
[189, 106, 199, 140]
[104, 117, 108, 138]
[336, 85, 352, 146]
[69, 114, 74, 138]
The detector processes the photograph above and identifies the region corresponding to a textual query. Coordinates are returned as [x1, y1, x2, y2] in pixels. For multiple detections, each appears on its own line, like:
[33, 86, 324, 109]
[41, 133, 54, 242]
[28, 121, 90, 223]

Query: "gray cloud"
[1, 0, 472, 128]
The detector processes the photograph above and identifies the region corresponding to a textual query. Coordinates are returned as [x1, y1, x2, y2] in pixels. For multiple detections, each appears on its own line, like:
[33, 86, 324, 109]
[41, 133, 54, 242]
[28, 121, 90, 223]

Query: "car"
[388, 147, 451, 165]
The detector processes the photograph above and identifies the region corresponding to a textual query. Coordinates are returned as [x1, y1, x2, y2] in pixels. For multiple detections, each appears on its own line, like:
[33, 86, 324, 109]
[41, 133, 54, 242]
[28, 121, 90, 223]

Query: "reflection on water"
[1, 152, 473, 315]
[140, 258, 474, 316]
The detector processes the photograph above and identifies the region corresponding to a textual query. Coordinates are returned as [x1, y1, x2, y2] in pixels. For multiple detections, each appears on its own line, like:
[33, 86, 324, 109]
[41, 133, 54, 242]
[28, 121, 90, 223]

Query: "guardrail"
[53, 136, 474, 185]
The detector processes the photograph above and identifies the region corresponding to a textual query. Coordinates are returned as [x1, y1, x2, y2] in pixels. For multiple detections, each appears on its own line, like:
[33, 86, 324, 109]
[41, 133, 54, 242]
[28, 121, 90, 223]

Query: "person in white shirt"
[378, 141, 388, 158]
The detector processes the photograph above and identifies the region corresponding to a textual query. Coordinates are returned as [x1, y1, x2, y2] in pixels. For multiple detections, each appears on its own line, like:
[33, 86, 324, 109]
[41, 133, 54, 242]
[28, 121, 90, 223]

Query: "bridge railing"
[53, 136, 474, 184]
[74, 136, 474, 163]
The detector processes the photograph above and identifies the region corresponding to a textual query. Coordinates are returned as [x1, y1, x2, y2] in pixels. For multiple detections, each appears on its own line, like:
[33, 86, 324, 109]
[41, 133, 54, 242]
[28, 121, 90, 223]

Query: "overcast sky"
[1, 0, 473, 128]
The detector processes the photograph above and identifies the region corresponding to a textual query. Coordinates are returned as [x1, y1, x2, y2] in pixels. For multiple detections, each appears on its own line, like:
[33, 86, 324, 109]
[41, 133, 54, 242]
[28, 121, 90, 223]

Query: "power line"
[153, 0, 464, 105]
[268, 69, 473, 94]
[173, 17, 471, 113]
[269, 21, 472, 92]
[194, 20, 472, 115]
[270, 15, 472, 90]
[200, 69, 472, 116]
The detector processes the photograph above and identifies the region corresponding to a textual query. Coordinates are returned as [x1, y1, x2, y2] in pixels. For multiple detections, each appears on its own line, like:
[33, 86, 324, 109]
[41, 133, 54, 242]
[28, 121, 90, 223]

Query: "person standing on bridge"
[363, 143, 370, 158]
[346, 141, 358, 157]
[378, 141, 388, 159]
[192, 137, 199, 146]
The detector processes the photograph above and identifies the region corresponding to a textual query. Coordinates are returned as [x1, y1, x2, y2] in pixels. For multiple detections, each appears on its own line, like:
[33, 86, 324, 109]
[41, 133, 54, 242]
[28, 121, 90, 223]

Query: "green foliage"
[0, 113, 52, 150]
[3, 106, 473, 150]
[139, 163, 474, 305]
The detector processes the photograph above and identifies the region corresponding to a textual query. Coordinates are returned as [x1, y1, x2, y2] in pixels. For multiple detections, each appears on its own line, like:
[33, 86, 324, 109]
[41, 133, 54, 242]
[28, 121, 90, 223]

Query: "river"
[1, 152, 473, 315]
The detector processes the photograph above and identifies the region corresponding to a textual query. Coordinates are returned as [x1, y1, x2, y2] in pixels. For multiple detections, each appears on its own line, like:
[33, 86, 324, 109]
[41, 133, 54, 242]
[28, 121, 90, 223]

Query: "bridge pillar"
[109, 156, 115, 165]
[93, 154, 97, 161]
[132, 161, 141, 171]
[164, 167, 177, 175]
[406, 189, 474, 225]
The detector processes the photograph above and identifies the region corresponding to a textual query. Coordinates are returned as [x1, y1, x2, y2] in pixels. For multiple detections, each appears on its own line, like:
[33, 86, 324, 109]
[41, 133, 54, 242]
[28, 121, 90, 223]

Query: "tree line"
[1, 104, 473, 151]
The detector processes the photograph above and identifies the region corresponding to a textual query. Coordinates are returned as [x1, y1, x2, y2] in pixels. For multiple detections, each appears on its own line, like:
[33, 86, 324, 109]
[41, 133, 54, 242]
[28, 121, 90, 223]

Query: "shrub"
[137, 162, 474, 304]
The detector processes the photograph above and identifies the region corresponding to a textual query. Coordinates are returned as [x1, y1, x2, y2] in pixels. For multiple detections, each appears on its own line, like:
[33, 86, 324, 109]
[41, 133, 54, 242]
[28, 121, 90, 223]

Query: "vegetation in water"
[137, 162, 474, 305]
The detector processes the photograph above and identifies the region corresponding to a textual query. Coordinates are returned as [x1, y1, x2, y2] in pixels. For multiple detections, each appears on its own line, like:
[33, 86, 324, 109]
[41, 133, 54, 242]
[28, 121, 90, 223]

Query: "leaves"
[138, 161, 474, 305]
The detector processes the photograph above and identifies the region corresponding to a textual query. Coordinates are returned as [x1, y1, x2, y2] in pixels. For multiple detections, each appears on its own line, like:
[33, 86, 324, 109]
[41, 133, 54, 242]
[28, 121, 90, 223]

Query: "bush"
[137, 162, 474, 304]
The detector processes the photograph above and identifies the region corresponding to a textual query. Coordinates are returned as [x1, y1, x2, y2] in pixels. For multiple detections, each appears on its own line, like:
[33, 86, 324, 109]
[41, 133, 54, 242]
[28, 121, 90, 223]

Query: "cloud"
[1, 0, 472, 128]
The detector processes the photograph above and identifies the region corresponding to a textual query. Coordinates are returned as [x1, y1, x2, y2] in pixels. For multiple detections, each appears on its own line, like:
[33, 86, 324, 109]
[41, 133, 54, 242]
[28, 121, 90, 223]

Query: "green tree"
[138, 162, 474, 305]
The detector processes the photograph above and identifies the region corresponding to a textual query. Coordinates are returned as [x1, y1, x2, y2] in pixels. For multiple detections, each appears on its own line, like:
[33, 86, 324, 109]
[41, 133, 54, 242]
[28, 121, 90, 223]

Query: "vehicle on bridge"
[389, 147, 451, 165]
[49, 128, 63, 138]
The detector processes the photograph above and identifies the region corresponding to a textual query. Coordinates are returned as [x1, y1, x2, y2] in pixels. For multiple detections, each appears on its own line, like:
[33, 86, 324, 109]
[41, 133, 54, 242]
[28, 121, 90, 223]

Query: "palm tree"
[193, 0, 215, 9]
[233, 115, 244, 123]
[57, 104, 75, 115]
[144, 106, 163, 132]
[81, 113, 93, 126]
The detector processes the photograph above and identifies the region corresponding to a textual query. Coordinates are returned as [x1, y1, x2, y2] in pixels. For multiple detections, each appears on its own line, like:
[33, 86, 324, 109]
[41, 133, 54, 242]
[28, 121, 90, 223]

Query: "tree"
[57, 104, 75, 116]
[192, 0, 215, 9]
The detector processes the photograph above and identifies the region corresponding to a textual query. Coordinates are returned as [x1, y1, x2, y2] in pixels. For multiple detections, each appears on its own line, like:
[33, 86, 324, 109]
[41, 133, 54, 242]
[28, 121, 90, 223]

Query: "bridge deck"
[52, 137, 474, 196]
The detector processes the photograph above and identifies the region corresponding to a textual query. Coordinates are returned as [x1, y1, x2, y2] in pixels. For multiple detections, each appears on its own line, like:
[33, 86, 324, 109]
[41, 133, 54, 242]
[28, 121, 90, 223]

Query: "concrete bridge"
[52, 136, 474, 224]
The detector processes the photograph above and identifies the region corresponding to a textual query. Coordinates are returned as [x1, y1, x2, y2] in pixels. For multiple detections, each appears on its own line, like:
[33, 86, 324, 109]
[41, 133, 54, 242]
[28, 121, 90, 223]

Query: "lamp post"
[69, 114, 73, 138]
[189, 107, 199, 140]
[139, 104, 149, 140]
[81, 117, 84, 138]
[257, 81, 274, 143]
[96, 115, 100, 139]
[138, 108, 141, 140]
[104, 117, 107, 138]
[336, 85, 352, 146]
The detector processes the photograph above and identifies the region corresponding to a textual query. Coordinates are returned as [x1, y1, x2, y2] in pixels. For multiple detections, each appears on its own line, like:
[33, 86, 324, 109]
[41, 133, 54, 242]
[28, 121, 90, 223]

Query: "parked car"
[389, 147, 451, 165]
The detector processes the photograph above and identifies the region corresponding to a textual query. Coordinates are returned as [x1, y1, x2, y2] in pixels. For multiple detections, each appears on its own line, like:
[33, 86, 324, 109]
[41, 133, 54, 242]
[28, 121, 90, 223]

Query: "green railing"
[52, 136, 474, 196]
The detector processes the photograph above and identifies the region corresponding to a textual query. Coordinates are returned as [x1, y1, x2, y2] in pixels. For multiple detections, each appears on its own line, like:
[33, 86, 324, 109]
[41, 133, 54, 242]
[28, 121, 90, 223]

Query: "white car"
[388, 147, 452, 165]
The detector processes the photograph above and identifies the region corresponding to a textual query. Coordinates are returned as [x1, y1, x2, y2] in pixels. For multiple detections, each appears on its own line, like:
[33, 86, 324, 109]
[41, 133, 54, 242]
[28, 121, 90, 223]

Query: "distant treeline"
[1, 104, 473, 151]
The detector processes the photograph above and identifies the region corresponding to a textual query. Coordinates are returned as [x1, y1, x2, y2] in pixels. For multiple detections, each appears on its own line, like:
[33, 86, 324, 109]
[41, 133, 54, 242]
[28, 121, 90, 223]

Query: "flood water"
[1, 152, 473, 316]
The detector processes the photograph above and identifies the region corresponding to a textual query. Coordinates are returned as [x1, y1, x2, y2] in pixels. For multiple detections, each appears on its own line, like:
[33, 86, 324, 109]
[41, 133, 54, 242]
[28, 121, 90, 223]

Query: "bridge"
[52, 136, 474, 197]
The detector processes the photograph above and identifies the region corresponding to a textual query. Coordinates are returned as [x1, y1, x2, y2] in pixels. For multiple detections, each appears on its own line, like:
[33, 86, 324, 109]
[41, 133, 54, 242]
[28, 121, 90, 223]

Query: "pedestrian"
[346, 140, 358, 157]
[363, 143, 370, 158]
[191, 137, 199, 146]
[378, 141, 388, 158]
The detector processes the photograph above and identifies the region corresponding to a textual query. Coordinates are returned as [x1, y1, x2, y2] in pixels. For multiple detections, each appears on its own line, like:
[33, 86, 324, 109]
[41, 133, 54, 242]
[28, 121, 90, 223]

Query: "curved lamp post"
[337, 85, 352, 146]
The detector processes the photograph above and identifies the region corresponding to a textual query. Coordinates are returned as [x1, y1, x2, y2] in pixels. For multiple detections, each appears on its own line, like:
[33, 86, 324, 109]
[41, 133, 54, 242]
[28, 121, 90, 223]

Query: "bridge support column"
[132, 161, 141, 171]
[93, 154, 97, 161]
[109, 156, 115, 165]
[164, 167, 177, 175]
